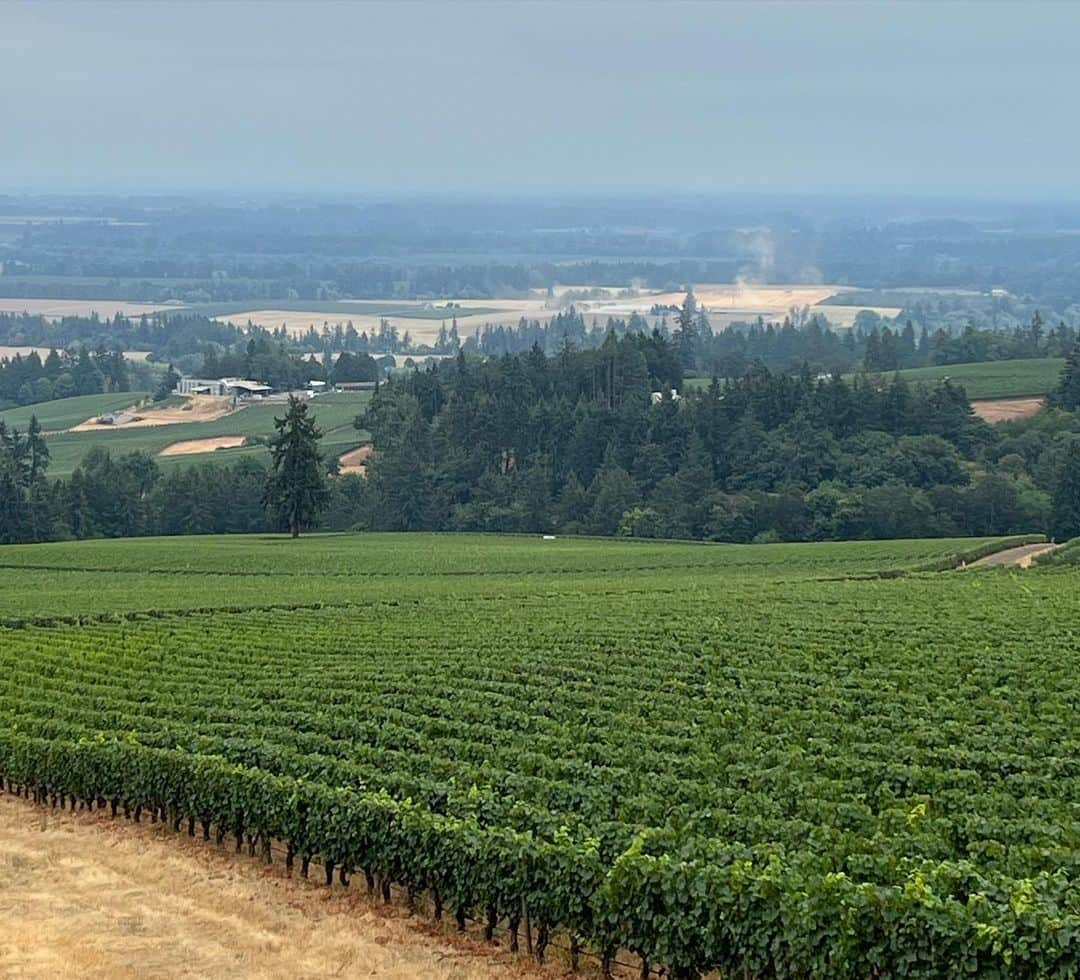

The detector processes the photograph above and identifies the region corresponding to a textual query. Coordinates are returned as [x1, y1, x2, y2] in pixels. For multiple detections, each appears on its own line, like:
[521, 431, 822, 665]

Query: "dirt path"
[966, 542, 1060, 569]
[0, 793, 543, 980]
[69, 395, 236, 432]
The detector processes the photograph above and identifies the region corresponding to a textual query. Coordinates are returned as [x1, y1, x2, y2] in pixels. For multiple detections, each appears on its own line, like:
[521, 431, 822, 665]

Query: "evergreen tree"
[265, 395, 330, 538]
[673, 290, 699, 372]
[1055, 345, 1080, 411]
[1051, 441, 1080, 540]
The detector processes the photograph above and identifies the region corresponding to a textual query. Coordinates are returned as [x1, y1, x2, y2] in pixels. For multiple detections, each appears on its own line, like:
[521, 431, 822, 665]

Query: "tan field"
[0, 298, 176, 319]
[338, 444, 372, 474]
[970, 397, 1045, 423]
[69, 394, 235, 431]
[217, 302, 553, 346]
[0, 345, 152, 362]
[159, 435, 247, 457]
[216, 284, 900, 345]
[0, 793, 538, 980]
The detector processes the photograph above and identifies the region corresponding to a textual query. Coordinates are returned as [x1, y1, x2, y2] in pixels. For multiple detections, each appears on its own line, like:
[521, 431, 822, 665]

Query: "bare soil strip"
[159, 436, 247, 457]
[69, 395, 236, 431]
[338, 444, 372, 474]
[970, 397, 1045, 423]
[967, 542, 1060, 568]
[0, 793, 548, 980]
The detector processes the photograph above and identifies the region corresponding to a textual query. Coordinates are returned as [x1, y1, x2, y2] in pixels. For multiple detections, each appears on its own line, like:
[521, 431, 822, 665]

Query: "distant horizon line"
[2, 184, 1080, 209]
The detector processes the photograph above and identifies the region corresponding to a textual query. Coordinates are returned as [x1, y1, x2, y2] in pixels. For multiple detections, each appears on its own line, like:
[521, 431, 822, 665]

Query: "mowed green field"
[5, 391, 371, 476]
[885, 357, 1064, 399]
[688, 357, 1064, 400]
[1, 531, 1077, 976]
[858, 357, 1064, 399]
[0, 391, 150, 431]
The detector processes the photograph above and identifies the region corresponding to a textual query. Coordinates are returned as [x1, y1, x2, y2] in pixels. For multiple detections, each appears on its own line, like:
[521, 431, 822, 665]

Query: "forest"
[354, 336, 1080, 543]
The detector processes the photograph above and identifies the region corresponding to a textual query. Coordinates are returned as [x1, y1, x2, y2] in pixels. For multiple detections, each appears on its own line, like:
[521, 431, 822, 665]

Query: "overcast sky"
[2, 0, 1078, 198]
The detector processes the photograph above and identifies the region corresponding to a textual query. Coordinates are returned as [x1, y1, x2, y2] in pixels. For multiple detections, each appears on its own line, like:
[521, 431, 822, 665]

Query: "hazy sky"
[3, 0, 1079, 198]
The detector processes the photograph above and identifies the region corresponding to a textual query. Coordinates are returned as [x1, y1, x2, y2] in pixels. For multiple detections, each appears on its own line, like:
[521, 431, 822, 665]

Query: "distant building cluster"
[176, 377, 274, 398]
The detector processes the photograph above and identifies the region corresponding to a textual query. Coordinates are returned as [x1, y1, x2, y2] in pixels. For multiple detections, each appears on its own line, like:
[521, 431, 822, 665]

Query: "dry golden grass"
[159, 435, 247, 457]
[970, 397, 1046, 423]
[217, 285, 900, 344]
[0, 345, 152, 362]
[338, 444, 372, 474]
[0, 299, 173, 319]
[0, 793, 551, 980]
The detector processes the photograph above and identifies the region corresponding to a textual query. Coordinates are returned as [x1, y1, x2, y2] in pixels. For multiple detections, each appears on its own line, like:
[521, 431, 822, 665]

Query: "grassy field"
[863, 357, 1064, 399]
[0, 392, 150, 431]
[0, 531, 1074, 976]
[6, 391, 370, 476]
[688, 357, 1065, 400]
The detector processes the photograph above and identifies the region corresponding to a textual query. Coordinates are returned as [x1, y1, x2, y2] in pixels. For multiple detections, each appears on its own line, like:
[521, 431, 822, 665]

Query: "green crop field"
[688, 357, 1064, 401]
[878, 358, 1065, 399]
[20, 391, 371, 476]
[0, 391, 150, 431]
[0, 530, 1075, 977]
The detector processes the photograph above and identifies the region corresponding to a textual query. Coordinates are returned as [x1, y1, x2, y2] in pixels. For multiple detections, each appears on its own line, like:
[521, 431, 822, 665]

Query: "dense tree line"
[352, 336, 1080, 542]
[7, 338, 1080, 546]
[0, 347, 129, 408]
[0, 434, 359, 545]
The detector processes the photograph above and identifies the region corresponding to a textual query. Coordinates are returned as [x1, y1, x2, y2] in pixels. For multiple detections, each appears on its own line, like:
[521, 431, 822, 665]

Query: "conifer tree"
[265, 396, 329, 538]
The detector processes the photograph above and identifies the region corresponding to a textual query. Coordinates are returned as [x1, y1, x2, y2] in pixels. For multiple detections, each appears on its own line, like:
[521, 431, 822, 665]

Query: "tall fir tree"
[265, 395, 330, 538]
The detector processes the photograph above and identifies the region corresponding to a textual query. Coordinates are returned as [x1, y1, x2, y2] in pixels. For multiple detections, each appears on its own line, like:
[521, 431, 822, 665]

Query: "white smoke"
[736, 226, 775, 287]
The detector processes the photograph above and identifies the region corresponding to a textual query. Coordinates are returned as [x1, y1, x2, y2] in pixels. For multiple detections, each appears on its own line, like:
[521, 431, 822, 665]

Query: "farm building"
[177, 377, 228, 396]
[176, 377, 273, 398]
[223, 379, 273, 397]
[333, 380, 377, 392]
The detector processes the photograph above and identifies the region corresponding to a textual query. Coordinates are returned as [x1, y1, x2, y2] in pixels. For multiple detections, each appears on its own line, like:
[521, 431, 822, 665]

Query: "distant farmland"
[0, 391, 150, 431]
[2, 391, 371, 476]
[866, 357, 1064, 400]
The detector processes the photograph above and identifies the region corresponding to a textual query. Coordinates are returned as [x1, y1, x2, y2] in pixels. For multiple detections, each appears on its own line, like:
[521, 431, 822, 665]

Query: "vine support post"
[522, 897, 533, 956]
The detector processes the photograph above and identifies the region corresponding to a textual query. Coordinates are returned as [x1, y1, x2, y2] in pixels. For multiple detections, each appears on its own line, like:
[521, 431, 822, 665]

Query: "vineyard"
[1, 532, 1078, 977]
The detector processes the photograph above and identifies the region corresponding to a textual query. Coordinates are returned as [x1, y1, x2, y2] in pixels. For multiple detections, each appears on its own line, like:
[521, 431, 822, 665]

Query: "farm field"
[0, 533, 1039, 623]
[4, 391, 371, 476]
[969, 396, 1045, 423]
[0, 391, 150, 431]
[0, 346, 151, 363]
[209, 284, 899, 344]
[0, 531, 1073, 977]
[687, 356, 1065, 405]
[0, 283, 902, 346]
[0, 298, 174, 319]
[863, 357, 1065, 400]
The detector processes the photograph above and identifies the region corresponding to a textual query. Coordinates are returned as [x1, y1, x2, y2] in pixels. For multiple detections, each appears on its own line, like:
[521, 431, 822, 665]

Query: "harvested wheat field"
[159, 435, 247, 457]
[0, 298, 175, 319]
[69, 395, 235, 431]
[0, 793, 542, 980]
[338, 444, 372, 474]
[970, 397, 1045, 423]
[0, 345, 152, 362]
